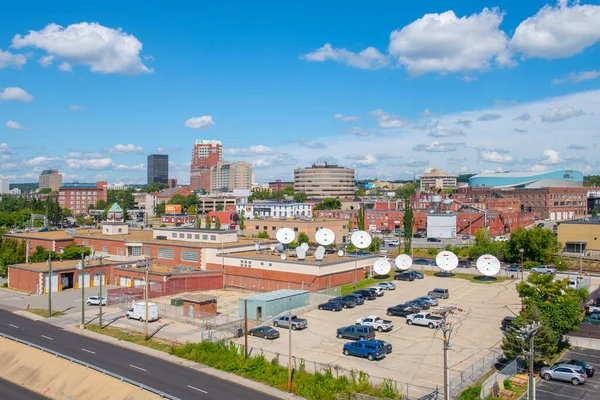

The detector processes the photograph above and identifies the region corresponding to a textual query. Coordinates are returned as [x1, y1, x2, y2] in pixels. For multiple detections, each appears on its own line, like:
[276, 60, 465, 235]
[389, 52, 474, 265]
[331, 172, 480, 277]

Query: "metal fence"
[449, 349, 503, 397]
[0, 332, 180, 400]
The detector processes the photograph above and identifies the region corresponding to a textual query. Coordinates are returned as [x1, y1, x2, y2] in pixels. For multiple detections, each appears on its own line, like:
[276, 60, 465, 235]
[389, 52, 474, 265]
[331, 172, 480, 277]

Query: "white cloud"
[0, 87, 33, 102]
[225, 145, 275, 156]
[69, 104, 84, 111]
[456, 119, 472, 127]
[428, 124, 465, 137]
[509, 1, 600, 59]
[413, 141, 465, 152]
[58, 62, 72, 72]
[0, 48, 26, 69]
[421, 109, 434, 117]
[479, 150, 514, 164]
[540, 105, 584, 122]
[6, 120, 30, 130]
[156, 147, 164, 153]
[540, 149, 562, 165]
[184, 115, 215, 129]
[344, 127, 372, 136]
[513, 112, 531, 121]
[354, 154, 378, 166]
[0, 143, 15, 155]
[114, 163, 145, 171]
[109, 143, 143, 154]
[38, 55, 54, 67]
[67, 151, 104, 159]
[66, 157, 113, 169]
[334, 113, 360, 122]
[477, 113, 501, 121]
[26, 156, 60, 166]
[552, 70, 600, 84]
[370, 109, 407, 128]
[531, 164, 548, 172]
[303, 43, 389, 69]
[11, 22, 152, 75]
[388, 8, 509, 75]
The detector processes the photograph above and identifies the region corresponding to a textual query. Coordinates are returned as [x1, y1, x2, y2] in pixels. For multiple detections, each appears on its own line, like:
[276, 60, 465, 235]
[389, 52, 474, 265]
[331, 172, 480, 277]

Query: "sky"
[1, 0, 600, 185]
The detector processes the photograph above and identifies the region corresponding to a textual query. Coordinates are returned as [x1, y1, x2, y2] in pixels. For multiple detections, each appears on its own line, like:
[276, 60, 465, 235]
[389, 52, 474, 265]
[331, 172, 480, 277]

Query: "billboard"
[165, 204, 182, 214]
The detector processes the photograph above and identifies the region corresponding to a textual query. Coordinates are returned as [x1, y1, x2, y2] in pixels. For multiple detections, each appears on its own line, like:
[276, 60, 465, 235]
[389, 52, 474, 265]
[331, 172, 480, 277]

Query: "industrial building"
[237, 202, 312, 220]
[238, 289, 310, 320]
[557, 217, 600, 256]
[58, 182, 107, 215]
[240, 218, 349, 244]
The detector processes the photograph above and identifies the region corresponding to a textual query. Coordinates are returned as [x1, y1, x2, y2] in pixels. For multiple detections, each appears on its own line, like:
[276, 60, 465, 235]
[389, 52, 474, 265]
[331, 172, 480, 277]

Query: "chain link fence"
[449, 349, 503, 397]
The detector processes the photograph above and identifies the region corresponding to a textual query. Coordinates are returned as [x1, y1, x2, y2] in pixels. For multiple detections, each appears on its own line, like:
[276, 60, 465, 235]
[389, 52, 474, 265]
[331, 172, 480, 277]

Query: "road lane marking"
[187, 385, 208, 394]
[41, 335, 53, 340]
[81, 348, 96, 354]
[9, 324, 19, 328]
[129, 364, 147, 372]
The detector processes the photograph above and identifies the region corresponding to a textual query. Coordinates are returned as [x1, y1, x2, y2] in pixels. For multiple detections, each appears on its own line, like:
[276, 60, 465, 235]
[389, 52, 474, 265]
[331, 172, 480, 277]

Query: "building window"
[255, 226, 259, 230]
[202, 234, 208, 240]
[172, 233, 177, 238]
[82, 240, 88, 246]
[187, 234, 192, 239]
[179, 233, 184, 238]
[131, 247, 142, 256]
[181, 250, 199, 262]
[158, 247, 174, 259]
[210, 235, 216, 241]
[102, 246, 109, 253]
[145, 246, 151, 257]
[194, 234, 200, 239]
[294, 227, 298, 232]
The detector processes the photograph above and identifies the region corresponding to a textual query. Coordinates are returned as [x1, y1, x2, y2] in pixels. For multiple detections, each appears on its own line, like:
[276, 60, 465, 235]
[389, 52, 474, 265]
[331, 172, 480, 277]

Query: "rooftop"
[181, 294, 217, 303]
[240, 289, 309, 302]
[560, 217, 600, 225]
[10, 258, 113, 272]
[5, 230, 78, 240]
[228, 249, 377, 265]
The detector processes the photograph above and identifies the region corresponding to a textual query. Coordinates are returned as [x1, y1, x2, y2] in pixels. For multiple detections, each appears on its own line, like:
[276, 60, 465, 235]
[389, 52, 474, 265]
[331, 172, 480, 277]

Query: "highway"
[0, 310, 276, 400]
[0, 378, 48, 400]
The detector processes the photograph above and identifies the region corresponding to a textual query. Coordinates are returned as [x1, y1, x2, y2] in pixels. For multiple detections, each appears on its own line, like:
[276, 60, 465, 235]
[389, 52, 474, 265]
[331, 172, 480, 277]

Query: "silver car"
[416, 295, 439, 307]
[540, 364, 587, 385]
[376, 282, 396, 291]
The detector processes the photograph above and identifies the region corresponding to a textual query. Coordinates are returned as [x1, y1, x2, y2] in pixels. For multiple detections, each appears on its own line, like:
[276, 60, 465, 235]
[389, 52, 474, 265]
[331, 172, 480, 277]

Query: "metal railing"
[0, 332, 180, 400]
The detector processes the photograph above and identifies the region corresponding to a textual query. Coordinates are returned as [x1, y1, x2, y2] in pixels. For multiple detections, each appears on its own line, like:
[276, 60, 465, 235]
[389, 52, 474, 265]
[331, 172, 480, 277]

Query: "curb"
[64, 325, 303, 400]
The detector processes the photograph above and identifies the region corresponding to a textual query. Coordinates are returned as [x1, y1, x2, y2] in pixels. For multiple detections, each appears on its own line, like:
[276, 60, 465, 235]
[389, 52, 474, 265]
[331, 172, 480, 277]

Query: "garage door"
[119, 277, 131, 287]
[134, 278, 146, 287]
[93, 273, 105, 286]
[79, 272, 90, 288]
[44, 273, 59, 293]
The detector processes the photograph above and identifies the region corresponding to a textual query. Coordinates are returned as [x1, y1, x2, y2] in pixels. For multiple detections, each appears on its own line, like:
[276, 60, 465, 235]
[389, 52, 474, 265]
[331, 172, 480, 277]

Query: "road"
[0, 310, 276, 400]
[0, 378, 48, 400]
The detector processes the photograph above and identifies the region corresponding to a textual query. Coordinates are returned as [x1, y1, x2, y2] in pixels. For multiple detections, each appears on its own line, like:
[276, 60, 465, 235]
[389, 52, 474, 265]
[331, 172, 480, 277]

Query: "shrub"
[257, 231, 270, 239]
[427, 247, 439, 256]
[523, 260, 537, 269]
[503, 378, 512, 390]
[459, 382, 482, 400]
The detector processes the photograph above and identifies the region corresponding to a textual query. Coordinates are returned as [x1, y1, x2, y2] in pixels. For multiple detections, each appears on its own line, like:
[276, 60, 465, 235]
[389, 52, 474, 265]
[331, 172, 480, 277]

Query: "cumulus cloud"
[530, 164, 549, 172]
[540, 105, 584, 122]
[456, 119, 472, 127]
[413, 141, 465, 152]
[114, 163, 145, 171]
[69, 104, 84, 111]
[297, 141, 327, 149]
[552, 70, 600, 84]
[252, 153, 298, 169]
[513, 112, 532, 121]
[509, 1, 600, 59]
[58, 62, 72, 72]
[0, 143, 15, 155]
[370, 109, 407, 128]
[428, 124, 466, 137]
[66, 157, 113, 170]
[11, 22, 152, 75]
[6, 120, 30, 130]
[479, 150, 514, 164]
[225, 145, 275, 156]
[388, 8, 509, 75]
[184, 115, 215, 129]
[26, 156, 60, 166]
[109, 143, 143, 154]
[568, 144, 586, 150]
[477, 113, 501, 121]
[401, 160, 429, 168]
[540, 149, 562, 165]
[334, 113, 360, 122]
[38, 55, 54, 67]
[0, 48, 26, 69]
[353, 154, 378, 166]
[0, 87, 33, 102]
[67, 151, 104, 159]
[421, 109, 434, 117]
[302, 43, 389, 69]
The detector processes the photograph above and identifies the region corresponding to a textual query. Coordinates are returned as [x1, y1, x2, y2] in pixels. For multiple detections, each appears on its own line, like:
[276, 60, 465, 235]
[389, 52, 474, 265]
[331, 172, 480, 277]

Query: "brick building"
[241, 218, 349, 244]
[155, 187, 193, 204]
[190, 140, 223, 192]
[59, 182, 107, 215]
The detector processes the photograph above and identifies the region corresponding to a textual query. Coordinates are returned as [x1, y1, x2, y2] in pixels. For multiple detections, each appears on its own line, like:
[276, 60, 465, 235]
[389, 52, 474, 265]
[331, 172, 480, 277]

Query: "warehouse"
[238, 289, 309, 321]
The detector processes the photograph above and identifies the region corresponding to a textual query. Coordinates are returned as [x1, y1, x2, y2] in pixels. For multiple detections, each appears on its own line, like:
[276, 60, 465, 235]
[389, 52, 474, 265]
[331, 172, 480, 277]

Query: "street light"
[519, 248, 525, 310]
[136, 258, 152, 340]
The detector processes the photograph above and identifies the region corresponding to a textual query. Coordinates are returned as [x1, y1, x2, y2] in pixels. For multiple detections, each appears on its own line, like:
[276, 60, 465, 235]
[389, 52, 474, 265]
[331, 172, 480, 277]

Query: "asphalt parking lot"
[236, 274, 521, 393]
[537, 347, 600, 400]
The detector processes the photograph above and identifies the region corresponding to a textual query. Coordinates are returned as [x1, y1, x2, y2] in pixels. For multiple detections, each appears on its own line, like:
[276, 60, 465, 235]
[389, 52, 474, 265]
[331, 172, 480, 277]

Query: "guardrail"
[0, 331, 181, 400]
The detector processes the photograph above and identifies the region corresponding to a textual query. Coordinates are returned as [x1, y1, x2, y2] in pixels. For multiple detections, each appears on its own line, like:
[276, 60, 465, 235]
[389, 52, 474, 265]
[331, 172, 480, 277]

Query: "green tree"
[141, 182, 168, 193]
[357, 207, 365, 230]
[154, 202, 165, 217]
[184, 194, 198, 208]
[293, 192, 308, 203]
[368, 236, 381, 253]
[394, 183, 416, 199]
[187, 205, 197, 216]
[355, 189, 366, 197]
[347, 220, 353, 232]
[501, 304, 558, 362]
[216, 204, 225, 211]
[168, 194, 188, 206]
[506, 227, 560, 264]
[593, 207, 598, 217]
[467, 228, 507, 261]
[0, 238, 26, 277]
[205, 214, 211, 229]
[107, 189, 135, 210]
[38, 188, 53, 195]
[239, 211, 245, 230]
[214, 216, 222, 229]
[297, 232, 310, 244]
[314, 198, 342, 210]
[257, 231, 270, 239]
[281, 186, 294, 196]
[248, 189, 276, 203]
[402, 198, 414, 255]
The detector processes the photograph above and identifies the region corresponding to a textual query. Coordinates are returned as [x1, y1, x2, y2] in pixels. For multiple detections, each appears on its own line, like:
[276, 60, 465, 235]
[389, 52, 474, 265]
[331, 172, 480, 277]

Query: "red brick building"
[190, 140, 223, 192]
[155, 187, 193, 204]
[59, 182, 107, 215]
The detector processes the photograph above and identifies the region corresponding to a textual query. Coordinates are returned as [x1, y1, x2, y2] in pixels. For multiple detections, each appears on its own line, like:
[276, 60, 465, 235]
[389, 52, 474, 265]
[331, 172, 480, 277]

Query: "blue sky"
[1, 0, 600, 184]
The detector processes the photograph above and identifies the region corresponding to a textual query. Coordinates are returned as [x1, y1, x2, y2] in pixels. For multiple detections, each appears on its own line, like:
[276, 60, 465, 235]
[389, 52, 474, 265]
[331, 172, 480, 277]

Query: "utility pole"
[287, 310, 293, 393]
[442, 322, 453, 400]
[145, 265, 150, 340]
[244, 299, 248, 359]
[47, 253, 52, 318]
[579, 238, 583, 276]
[519, 322, 542, 400]
[520, 248, 525, 310]
[98, 257, 103, 329]
[80, 253, 85, 329]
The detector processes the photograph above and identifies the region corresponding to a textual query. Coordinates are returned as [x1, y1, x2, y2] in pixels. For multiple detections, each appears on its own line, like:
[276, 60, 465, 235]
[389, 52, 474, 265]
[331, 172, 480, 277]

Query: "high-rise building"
[210, 161, 252, 192]
[39, 169, 63, 192]
[147, 154, 169, 184]
[419, 169, 458, 191]
[294, 163, 355, 199]
[190, 140, 223, 192]
[0, 177, 9, 194]
[59, 182, 107, 215]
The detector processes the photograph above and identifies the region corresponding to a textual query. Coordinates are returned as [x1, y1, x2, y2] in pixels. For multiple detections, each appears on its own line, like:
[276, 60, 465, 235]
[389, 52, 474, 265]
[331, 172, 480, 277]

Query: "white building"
[426, 213, 457, 239]
[420, 169, 458, 191]
[237, 202, 313, 220]
[0, 177, 10, 194]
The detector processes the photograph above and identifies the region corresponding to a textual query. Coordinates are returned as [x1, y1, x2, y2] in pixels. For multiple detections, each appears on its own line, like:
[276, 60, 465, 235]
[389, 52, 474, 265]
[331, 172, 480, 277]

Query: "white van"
[493, 236, 508, 242]
[126, 302, 159, 322]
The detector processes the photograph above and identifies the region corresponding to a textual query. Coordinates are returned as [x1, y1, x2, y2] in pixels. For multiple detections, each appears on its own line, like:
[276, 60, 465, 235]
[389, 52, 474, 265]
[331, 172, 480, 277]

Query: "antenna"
[476, 254, 501, 277]
[315, 228, 335, 246]
[351, 230, 372, 249]
[435, 251, 458, 273]
[373, 259, 391, 276]
[296, 248, 306, 260]
[315, 246, 325, 260]
[276, 227, 295, 244]
[394, 254, 413, 270]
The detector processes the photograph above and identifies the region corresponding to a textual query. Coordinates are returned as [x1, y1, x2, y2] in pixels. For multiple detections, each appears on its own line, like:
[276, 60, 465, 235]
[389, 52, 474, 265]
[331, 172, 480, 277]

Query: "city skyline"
[1, 1, 600, 184]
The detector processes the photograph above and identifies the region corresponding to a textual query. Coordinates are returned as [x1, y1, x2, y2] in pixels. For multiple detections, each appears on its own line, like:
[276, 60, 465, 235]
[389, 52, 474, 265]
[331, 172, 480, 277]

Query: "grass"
[85, 324, 175, 353]
[26, 308, 65, 318]
[341, 275, 393, 295]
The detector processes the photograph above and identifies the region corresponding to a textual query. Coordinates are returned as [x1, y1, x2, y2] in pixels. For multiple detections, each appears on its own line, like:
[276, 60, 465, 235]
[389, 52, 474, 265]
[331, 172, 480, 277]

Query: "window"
[179, 233, 184, 238]
[131, 247, 142, 256]
[181, 250, 199, 262]
[272, 226, 276, 230]
[172, 233, 177, 238]
[263, 226, 267, 230]
[187, 234, 192, 239]
[202, 234, 208, 240]
[102, 246, 109, 253]
[294, 227, 298, 232]
[194, 234, 200, 239]
[158, 247, 174, 259]
[145, 246, 151, 257]
[255, 225, 259, 230]
[82, 240, 88, 246]
[210, 235, 216, 241]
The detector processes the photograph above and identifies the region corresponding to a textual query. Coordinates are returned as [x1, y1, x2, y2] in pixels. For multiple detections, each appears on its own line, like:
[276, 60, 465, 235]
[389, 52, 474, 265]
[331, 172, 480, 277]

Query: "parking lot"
[235, 274, 521, 392]
[537, 347, 600, 400]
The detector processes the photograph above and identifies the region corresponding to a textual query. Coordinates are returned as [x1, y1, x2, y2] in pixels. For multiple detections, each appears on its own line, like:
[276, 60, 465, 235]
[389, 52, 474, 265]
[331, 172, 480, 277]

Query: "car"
[555, 360, 595, 377]
[394, 271, 415, 281]
[86, 296, 107, 306]
[540, 364, 587, 385]
[413, 233, 424, 238]
[355, 315, 393, 332]
[342, 340, 386, 361]
[387, 304, 420, 317]
[375, 282, 396, 290]
[374, 340, 392, 354]
[406, 312, 445, 329]
[388, 240, 399, 247]
[530, 265, 556, 274]
[318, 301, 343, 311]
[354, 289, 377, 300]
[413, 258, 430, 265]
[403, 301, 428, 311]
[248, 326, 280, 340]
[416, 295, 439, 307]
[427, 237, 441, 242]
[428, 288, 449, 299]
[586, 304, 600, 315]
[331, 296, 357, 308]
[457, 260, 471, 268]
[430, 259, 438, 266]
[461, 234, 471, 240]
[501, 316, 515, 332]
[583, 313, 600, 325]
[337, 325, 376, 341]
[493, 236, 509, 242]
[344, 294, 365, 305]
[409, 270, 425, 279]
[369, 286, 385, 297]
[273, 315, 307, 330]
[408, 299, 431, 310]
[505, 265, 522, 272]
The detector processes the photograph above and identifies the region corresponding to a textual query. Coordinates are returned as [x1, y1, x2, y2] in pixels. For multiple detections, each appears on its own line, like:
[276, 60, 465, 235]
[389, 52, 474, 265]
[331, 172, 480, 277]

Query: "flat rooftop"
[228, 249, 378, 265]
[559, 217, 600, 225]
[10, 259, 114, 273]
[5, 230, 79, 240]
[240, 289, 309, 301]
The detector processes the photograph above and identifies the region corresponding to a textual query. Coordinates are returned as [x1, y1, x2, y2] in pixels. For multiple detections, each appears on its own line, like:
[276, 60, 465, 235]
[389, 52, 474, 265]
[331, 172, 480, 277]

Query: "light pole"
[442, 323, 453, 400]
[47, 253, 52, 318]
[137, 258, 152, 340]
[519, 322, 542, 400]
[520, 248, 525, 310]
[287, 310, 293, 393]
[80, 253, 86, 329]
[579, 238, 583, 276]
[98, 258, 103, 329]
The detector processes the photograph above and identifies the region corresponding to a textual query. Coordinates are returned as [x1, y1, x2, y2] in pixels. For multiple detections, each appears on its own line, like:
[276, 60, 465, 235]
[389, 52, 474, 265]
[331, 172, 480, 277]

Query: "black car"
[413, 258, 430, 265]
[248, 326, 280, 339]
[318, 301, 343, 311]
[501, 316, 514, 332]
[554, 360, 595, 377]
[427, 237, 441, 242]
[408, 299, 431, 310]
[457, 260, 471, 268]
[332, 296, 357, 308]
[386, 305, 419, 317]
[354, 289, 377, 300]
[408, 270, 424, 279]
[345, 294, 365, 305]
[413, 233, 424, 238]
[404, 301, 428, 311]
[337, 325, 376, 341]
[506, 265, 522, 272]
[394, 271, 415, 281]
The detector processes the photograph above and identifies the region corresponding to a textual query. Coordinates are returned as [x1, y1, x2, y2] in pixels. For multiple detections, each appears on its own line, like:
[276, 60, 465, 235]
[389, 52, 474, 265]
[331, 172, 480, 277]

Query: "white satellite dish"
[394, 254, 413, 270]
[351, 230, 372, 249]
[255, 242, 260, 251]
[436, 251, 459, 272]
[281, 254, 287, 261]
[297, 248, 306, 260]
[269, 244, 275, 251]
[337, 250, 344, 257]
[373, 259, 392, 276]
[300, 242, 309, 251]
[476, 254, 501, 277]
[315, 228, 335, 246]
[315, 246, 325, 260]
[276, 227, 295, 244]
[276, 244, 284, 252]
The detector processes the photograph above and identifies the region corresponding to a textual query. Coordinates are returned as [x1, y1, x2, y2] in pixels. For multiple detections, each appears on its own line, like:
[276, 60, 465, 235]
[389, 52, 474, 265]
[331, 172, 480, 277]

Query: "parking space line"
[9, 324, 19, 328]
[187, 385, 208, 394]
[536, 389, 584, 399]
[81, 348, 95, 354]
[129, 364, 147, 372]
[41, 335, 53, 341]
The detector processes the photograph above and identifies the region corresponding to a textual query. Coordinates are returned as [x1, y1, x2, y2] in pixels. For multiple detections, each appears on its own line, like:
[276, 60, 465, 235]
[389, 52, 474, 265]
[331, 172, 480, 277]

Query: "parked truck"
[355, 315, 393, 332]
[126, 302, 159, 322]
[273, 314, 307, 330]
[406, 312, 444, 329]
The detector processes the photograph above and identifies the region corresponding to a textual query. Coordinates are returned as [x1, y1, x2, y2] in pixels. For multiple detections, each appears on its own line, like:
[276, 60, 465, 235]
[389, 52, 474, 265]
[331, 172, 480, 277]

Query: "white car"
[376, 282, 396, 291]
[86, 296, 107, 306]
[493, 236, 509, 242]
[356, 315, 393, 332]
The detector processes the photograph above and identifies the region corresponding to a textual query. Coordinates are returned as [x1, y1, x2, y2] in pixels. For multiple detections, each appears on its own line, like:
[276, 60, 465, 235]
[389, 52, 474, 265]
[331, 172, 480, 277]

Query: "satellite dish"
[255, 242, 260, 251]
[394, 254, 413, 270]
[281, 254, 287, 261]
[436, 251, 458, 272]
[315, 228, 335, 246]
[297, 248, 306, 260]
[337, 250, 344, 257]
[315, 246, 325, 260]
[300, 242, 309, 251]
[269, 244, 275, 251]
[276, 244, 284, 252]
[476, 254, 501, 277]
[276, 227, 295, 244]
[351, 231, 372, 249]
[373, 259, 392, 276]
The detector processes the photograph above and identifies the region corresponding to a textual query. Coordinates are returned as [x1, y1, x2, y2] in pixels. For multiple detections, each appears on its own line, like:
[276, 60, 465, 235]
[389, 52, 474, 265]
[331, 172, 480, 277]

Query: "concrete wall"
[566, 335, 600, 350]
[558, 223, 600, 252]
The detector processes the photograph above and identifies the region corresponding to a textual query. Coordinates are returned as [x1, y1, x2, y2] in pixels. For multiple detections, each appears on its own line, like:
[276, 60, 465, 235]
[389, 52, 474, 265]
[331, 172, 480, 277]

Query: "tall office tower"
[147, 154, 169, 184]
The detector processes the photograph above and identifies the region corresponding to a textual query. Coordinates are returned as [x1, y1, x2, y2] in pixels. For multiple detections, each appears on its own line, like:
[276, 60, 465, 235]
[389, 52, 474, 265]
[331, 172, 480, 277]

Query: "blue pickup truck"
[342, 340, 386, 361]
